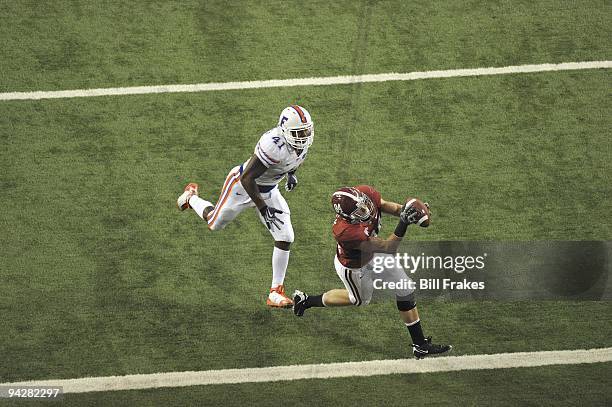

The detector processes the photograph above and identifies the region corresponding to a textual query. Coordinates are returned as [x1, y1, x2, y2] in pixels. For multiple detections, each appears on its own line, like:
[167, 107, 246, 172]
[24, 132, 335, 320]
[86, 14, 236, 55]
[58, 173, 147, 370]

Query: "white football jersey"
[244, 127, 309, 187]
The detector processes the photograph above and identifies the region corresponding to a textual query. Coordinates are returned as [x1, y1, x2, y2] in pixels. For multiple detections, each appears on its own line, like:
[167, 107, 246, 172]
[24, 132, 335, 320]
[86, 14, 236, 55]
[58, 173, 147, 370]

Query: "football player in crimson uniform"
[293, 186, 452, 358]
[177, 105, 314, 308]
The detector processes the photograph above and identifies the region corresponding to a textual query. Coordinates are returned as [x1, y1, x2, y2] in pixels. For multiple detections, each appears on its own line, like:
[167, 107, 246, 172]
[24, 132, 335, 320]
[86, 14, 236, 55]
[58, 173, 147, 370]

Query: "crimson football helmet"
[332, 187, 376, 224]
[278, 105, 314, 149]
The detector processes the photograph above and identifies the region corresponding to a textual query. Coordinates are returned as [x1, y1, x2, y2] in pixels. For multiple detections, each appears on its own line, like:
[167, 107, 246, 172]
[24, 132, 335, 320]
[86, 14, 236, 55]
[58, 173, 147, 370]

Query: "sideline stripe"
[3, 348, 611, 394]
[1, 61, 610, 101]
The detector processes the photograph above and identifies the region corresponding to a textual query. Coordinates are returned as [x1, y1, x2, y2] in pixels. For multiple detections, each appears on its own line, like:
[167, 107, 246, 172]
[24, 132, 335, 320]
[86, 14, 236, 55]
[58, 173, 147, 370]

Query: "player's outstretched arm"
[241, 155, 284, 231]
[241, 155, 268, 210]
[360, 201, 424, 254]
[359, 235, 403, 255]
[380, 198, 403, 217]
[381, 198, 431, 217]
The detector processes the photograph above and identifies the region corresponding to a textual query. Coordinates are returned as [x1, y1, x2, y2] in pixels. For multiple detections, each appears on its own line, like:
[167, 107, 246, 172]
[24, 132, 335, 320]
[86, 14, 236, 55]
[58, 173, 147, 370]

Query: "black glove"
[285, 172, 298, 192]
[399, 203, 421, 225]
[259, 205, 285, 231]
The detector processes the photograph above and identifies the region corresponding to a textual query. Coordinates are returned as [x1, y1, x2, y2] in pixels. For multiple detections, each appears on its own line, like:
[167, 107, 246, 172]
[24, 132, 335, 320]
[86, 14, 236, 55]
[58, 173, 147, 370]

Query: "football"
[406, 198, 430, 227]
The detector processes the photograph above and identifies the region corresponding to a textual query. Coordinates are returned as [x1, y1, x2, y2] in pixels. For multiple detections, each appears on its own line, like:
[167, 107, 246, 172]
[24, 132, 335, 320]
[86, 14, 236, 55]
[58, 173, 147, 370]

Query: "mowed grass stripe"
[3, 348, 611, 394]
[1, 61, 610, 101]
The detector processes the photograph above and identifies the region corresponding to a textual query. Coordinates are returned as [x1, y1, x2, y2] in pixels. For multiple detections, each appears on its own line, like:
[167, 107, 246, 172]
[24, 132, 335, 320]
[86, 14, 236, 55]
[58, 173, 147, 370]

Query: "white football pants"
[206, 165, 294, 243]
[334, 254, 414, 306]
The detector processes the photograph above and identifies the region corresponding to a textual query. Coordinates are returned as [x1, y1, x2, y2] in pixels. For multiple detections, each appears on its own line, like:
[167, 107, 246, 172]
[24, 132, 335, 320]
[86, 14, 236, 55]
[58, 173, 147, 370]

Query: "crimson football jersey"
[332, 185, 382, 268]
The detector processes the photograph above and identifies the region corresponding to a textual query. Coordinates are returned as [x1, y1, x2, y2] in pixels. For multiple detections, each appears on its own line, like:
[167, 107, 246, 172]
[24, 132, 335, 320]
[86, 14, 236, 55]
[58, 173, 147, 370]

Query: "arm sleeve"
[254, 133, 282, 168]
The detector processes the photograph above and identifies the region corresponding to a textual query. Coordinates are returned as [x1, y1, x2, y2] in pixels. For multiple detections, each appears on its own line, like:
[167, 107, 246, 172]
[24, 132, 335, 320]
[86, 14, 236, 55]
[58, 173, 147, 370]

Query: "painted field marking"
[1, 61, 610, 101]
[3, 347, 611, 394]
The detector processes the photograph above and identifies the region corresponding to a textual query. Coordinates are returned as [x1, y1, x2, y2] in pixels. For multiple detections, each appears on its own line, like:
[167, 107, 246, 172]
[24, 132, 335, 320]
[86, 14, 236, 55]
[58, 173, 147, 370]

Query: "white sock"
[189, 195, 213, 220]
[271, 247, 290, 288]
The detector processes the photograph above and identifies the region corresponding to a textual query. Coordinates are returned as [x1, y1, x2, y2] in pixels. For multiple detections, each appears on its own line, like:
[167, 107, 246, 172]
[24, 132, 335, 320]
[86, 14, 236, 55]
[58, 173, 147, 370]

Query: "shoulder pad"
[254, 131, 284, 167]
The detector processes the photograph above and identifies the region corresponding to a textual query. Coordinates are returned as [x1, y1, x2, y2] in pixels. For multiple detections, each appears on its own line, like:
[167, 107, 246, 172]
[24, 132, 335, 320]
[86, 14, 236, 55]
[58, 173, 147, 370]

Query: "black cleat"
[412, 337, 452, 359]
[292, 290, 308, 317]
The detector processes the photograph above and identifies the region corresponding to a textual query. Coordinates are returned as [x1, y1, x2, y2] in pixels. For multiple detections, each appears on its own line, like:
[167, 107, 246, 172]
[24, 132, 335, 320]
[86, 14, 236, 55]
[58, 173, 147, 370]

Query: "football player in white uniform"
[177, 105, 314, 308]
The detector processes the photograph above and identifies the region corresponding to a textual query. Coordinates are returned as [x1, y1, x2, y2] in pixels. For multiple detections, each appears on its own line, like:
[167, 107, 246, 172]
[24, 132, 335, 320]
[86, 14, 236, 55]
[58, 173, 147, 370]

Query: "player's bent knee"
[207, 221, 224, 231]
[287, 227, 295, 243]
[396, 297, 417, 311]
[276, 228, 294, 243]
[349, 294, 370, 307]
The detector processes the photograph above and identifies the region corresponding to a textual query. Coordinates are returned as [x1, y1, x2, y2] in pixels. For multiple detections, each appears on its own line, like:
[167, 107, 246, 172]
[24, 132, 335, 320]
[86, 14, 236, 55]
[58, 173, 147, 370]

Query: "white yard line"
[3, 347, 611, 394]
[1, 61, 610, 101]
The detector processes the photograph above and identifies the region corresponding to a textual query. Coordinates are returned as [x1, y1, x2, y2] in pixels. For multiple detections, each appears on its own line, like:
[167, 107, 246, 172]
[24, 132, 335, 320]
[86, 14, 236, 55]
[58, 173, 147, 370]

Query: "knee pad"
[275, 225, 294, 243]
[396, 294, 417, 311]
[285, 228, 295, 243]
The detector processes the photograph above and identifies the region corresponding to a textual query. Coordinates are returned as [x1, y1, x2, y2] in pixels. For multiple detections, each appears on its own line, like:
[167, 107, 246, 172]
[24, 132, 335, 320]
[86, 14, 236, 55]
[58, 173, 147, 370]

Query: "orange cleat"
[266, 284, 294, 308]
[177, 183, 199, 211]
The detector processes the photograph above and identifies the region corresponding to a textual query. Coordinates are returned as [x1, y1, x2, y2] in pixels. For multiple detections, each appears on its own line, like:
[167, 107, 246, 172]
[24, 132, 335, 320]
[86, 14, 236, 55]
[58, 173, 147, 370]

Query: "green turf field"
[1, 1, 611, 406]
[44, 363, 612, 407]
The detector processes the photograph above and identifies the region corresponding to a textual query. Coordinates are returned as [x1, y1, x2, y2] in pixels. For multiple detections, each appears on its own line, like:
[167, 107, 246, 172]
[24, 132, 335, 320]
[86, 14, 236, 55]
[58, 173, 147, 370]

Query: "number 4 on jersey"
[272, 136, 285, 150]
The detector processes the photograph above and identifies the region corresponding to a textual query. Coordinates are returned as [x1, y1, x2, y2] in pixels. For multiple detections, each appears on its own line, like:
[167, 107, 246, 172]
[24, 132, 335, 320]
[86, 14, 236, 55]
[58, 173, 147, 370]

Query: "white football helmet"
[278, 105, 314, 149]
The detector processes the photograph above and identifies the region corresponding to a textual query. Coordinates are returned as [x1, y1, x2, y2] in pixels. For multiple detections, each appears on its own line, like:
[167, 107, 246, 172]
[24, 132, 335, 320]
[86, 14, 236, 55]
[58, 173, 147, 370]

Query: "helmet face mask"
[332, 187, 376, 224]
[351, 194, 375, 223]
[287, 127, 313, 148]
[278, 105, 314, 149]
